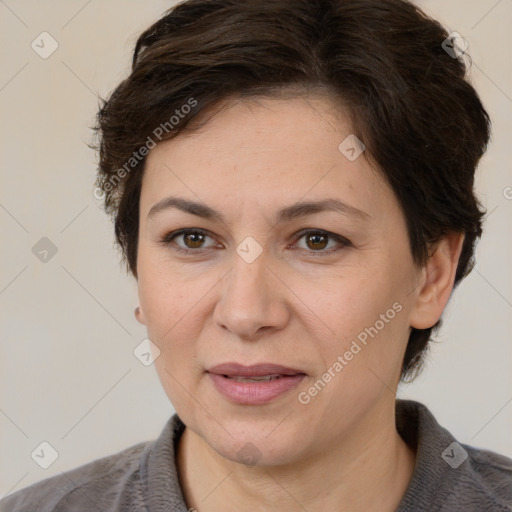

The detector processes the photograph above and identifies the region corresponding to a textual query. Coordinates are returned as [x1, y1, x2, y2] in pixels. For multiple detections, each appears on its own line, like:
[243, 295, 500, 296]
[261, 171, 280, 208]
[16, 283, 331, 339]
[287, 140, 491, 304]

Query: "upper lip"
[207, 363, 306, 377]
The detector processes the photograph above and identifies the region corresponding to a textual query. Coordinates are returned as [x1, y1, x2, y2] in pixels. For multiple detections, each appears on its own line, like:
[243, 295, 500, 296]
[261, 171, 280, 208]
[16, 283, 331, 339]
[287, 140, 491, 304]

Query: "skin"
[135, 94, 464, 512]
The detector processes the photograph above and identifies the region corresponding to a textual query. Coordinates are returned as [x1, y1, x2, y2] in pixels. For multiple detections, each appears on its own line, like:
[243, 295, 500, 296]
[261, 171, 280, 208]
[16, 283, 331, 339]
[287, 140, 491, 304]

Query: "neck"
[176, 400, 416, 512]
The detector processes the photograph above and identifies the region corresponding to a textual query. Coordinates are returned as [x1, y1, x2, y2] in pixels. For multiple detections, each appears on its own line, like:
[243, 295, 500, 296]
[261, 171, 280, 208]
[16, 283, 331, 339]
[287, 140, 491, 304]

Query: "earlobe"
[134, 305, 147, 325]
[409, 232, 465, 330]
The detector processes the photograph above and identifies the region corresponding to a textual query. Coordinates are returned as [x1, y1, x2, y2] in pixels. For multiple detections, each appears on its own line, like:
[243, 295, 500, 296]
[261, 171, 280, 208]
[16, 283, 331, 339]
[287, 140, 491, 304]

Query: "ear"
[409, 232, 465, 330]
[134, 305, 147, 325]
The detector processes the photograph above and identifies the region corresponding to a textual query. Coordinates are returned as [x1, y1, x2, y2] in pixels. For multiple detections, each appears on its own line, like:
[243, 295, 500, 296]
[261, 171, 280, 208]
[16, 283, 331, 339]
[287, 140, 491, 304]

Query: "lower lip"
[208, 373, 306, 405]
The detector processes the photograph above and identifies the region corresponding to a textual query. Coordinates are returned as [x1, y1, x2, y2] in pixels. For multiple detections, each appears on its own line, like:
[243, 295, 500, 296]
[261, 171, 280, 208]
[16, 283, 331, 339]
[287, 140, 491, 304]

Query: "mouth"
[206, 363, 307, 404]
[222, 375, 287, 382]
[207, 362, 306, 379]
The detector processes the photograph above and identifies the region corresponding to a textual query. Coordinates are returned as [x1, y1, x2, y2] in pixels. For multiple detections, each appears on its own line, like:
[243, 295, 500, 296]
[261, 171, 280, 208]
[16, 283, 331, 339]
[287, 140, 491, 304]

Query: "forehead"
[140, 95, 392, 221]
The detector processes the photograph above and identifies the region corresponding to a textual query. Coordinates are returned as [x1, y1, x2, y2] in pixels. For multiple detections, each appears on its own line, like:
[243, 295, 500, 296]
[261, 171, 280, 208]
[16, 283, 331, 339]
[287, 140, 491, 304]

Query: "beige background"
[1, 0, 511, 497]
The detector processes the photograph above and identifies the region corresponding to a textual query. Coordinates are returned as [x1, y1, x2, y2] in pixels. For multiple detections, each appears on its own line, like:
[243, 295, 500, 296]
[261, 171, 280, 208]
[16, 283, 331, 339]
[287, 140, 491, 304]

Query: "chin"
[193, 415, 311, 468]
[215, 437, 301, 468]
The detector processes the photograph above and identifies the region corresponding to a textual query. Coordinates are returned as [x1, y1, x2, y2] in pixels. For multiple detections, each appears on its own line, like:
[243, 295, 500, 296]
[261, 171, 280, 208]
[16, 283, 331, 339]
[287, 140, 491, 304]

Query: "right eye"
[160, 228, 220, 254]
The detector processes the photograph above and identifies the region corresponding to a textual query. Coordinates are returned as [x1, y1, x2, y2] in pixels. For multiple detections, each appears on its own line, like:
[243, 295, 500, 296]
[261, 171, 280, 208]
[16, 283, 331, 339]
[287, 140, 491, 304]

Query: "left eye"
[292, 229, 351, 255]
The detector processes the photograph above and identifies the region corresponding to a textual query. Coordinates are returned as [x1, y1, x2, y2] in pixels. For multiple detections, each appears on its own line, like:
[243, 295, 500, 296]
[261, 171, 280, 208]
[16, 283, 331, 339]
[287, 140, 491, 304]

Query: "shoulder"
[460, 443, 512, 509]
[396, 399, 512, 511]
[0, 440, 151, 512]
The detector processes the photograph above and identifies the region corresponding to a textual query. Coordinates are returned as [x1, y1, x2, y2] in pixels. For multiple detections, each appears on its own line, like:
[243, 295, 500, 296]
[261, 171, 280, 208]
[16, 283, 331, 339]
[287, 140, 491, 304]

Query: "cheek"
[301, 293, 408, 427]
[136, 254, 215, 370]
[140, 278, 203, 351]
[310, 265, 410, 380]
[309, 266, 400, 333]
[141, 269, 207, 412]
[137, 249, 205, 335]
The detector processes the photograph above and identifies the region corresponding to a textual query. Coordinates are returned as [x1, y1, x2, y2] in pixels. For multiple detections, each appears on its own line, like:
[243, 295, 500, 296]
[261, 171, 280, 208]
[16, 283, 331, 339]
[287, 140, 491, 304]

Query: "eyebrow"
[147, 196, 370, 223]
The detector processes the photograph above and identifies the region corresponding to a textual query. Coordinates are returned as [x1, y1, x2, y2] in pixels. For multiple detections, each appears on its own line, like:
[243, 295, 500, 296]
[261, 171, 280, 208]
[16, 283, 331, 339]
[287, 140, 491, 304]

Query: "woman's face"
[136, 95, 425, 465]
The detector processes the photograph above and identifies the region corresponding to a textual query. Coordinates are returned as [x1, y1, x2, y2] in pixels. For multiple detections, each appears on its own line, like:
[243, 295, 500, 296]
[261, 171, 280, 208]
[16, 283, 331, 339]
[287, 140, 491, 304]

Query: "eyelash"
[160, 228, 352, 257]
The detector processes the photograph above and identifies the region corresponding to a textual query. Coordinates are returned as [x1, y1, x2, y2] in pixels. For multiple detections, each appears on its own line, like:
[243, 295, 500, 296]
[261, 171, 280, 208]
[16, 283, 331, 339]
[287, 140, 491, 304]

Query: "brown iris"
[183, 232, 206, 249]
[305, 233, 328, 251]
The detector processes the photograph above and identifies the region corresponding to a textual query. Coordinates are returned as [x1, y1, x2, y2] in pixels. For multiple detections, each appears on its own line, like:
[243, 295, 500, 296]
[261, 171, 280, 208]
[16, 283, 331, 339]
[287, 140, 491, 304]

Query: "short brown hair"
[94, 0, 491, 381]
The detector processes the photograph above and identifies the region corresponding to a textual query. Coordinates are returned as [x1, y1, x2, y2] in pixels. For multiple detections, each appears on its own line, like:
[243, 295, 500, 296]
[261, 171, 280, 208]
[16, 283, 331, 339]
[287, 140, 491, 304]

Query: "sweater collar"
[395, 399, 456, 510]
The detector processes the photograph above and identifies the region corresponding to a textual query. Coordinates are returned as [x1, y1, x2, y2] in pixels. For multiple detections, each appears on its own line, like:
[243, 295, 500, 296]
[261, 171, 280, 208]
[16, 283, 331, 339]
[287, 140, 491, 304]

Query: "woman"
[2, 0, 511, 510]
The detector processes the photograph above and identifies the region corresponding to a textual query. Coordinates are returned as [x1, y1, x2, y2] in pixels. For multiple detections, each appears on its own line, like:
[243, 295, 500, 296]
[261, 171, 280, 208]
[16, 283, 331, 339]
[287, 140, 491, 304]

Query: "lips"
[207, 363, 307, 405]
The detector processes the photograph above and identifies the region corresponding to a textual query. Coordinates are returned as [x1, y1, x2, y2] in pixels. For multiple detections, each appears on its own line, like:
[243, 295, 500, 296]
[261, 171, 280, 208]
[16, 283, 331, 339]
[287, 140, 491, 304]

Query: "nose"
[213, 248, 290, 340]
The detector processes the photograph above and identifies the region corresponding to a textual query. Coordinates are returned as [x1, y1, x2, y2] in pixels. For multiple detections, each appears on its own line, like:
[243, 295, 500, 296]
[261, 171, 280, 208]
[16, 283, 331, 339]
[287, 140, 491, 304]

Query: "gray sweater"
[1, 400, 511, 511]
